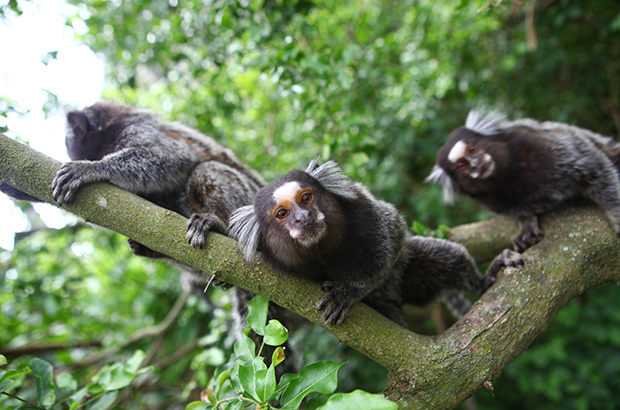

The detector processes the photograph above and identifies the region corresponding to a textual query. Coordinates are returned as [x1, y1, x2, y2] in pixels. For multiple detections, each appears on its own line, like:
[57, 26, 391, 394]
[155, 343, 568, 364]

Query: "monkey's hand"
[513, 214, 543, 252]
[186, 213, 228, 248]
[52, 161, 97, 205]
[483, 248, 524, 288]
[127, 239, 167, 259]
[317, 281, 355, 325]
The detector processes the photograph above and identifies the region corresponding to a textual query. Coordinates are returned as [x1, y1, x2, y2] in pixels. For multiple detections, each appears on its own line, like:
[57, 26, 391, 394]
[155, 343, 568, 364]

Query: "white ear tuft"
[425, 165, 457, 204]
[465, 110, 506, 136]
[228, 205, 261, 262]
[306, 160, 358, 201]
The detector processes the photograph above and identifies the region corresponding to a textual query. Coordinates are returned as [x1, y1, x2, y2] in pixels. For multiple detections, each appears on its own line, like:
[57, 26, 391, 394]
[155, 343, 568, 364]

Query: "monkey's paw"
[316, 282, 352, 325]
[127, 239, 166, 258]
[484, 249, 524, 287]
[186, 213, 228, 248]
[51, 161, 95, 205]
[512, 224, 543, 252]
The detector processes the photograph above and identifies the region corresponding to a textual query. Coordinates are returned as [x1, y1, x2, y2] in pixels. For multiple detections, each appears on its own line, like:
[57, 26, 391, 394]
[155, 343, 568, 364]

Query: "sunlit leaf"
[264, 319, 289, 346]
[316, 390, 398, 410]
[29, 358, 56, 408]
[280, 361, 344, 410]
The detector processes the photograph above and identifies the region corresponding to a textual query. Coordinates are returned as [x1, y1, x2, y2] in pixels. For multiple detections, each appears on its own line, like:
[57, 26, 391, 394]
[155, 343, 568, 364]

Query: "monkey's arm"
[52, 136, 196, 205]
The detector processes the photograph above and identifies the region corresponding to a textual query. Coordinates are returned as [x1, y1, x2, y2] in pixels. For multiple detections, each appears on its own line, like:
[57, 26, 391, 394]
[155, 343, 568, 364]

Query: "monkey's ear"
[425, 165, 457, 204]
[305, 160, 358, 201]
[229, 205, 261, 262]
[465, 109, 506, 136]
[67, 111, 90, 140]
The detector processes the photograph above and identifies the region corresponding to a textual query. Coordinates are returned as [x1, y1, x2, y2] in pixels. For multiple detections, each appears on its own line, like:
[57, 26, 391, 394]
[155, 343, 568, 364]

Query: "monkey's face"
[442, 137, 495, 181]
[267, 180, 327, 247]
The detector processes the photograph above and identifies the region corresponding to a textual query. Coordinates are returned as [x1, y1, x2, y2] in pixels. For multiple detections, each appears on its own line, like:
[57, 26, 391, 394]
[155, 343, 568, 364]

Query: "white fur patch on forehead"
[447, 140, 467, 163]
[465, 110, 505, 136]
[273, 181, 302, 203]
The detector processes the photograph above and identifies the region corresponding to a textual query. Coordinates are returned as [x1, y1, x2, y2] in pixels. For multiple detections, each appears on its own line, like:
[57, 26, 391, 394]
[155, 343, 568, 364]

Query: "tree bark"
[2, 134, 619, 409]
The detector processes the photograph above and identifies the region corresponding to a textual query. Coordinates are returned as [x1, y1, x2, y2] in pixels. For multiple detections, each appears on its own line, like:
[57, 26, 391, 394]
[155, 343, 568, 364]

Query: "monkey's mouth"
[289, 220, 327, 247]
[469, 154, 495, 179]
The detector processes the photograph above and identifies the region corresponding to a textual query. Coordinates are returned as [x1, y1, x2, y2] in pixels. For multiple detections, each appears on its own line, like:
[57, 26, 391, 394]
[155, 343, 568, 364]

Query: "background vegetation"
[2, 0, 620, 409]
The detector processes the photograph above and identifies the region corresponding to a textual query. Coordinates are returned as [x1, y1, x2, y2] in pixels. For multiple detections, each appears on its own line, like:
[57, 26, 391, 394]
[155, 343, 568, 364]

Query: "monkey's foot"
[512, 224, 543, 252]
[186, 213, 227, 248]
[316, 282, 353, 325]
[484, 248, 524, 288]
[127, 239, 166, 258]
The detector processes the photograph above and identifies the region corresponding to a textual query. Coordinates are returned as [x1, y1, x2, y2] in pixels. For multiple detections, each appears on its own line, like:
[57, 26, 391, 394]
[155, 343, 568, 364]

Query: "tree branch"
[2, 134, 620, 409]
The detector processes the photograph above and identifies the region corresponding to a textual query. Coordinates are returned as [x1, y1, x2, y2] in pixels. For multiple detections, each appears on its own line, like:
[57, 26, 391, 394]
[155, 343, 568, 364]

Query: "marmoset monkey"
[427, 110, 620, 251]
[229, 160, 521, 326]
[51, 100, 263, 248]
[1, 101, 289, 368]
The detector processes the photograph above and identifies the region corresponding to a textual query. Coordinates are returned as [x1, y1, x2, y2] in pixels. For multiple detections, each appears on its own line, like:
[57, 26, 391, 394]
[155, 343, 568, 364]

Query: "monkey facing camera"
[229, 160, 522, 326]
[427, 110, 620, 252]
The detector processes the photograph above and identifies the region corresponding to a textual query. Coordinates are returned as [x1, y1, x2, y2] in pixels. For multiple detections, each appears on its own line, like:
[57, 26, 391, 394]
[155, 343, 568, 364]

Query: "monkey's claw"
[512, 224, 543, 252]
[186, 213, 227, 249]
[317, 281, 351, 325]
[484, 248, 524, 288]
[51, 161, 92, 205]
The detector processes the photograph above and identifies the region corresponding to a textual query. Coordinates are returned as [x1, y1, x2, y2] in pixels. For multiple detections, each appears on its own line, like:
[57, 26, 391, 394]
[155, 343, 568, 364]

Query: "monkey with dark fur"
[1, 100, 291, 369]
[229, 160, 522, 327]
[427, 110, 620, 252]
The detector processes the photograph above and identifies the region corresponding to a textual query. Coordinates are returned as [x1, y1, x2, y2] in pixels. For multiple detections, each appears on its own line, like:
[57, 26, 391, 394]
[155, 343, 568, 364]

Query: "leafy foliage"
[186, 295, 397, 410]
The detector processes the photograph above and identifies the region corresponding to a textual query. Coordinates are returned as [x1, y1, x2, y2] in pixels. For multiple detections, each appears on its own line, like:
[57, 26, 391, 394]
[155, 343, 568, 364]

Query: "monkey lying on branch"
[427, 110, 620, 252]
[229, 160, 522, 326]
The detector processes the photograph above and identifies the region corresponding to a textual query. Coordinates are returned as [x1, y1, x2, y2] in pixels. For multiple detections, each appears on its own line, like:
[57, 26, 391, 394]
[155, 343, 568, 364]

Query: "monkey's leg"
[0, 183, 41, 202]
[513, 213, 543, 252]
[185, 161, 258, 248]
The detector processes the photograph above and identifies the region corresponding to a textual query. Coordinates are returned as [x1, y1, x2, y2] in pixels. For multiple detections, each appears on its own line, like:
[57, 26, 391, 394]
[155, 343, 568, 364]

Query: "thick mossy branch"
[2, 134, 620, 409]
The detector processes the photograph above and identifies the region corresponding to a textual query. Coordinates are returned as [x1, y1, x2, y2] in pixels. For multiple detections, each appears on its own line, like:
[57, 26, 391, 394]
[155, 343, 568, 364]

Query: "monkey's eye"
[301, 192, 313, 204]
[455, 159, 467, 169]
[468, 145, 477, 153]
[276, 208, 289, 220]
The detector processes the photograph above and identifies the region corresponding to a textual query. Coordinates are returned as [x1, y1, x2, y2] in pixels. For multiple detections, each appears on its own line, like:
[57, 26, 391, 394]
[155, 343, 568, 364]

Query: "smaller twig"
[1, 391, 43, 409]
[0, 341, 103, 358]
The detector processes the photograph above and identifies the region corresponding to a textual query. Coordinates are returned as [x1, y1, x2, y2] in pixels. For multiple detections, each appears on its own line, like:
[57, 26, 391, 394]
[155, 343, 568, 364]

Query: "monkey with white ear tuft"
[230, 160, 521, 326]
[427, 110, 620, 252]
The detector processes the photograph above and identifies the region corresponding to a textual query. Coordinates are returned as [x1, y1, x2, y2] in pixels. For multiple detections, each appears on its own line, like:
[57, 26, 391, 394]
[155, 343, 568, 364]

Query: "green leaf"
[125, 350, 146, 374]
[56, 373, 78, 391]
[89, 391, 119, 410]
[280, 361, 344, 410]
[0, 355, 6, 366]
[237, 357, 268, 403]
[316, 390, 398, 410]
[246, 295, 269, 336]
[185, 401, 213, 410]
[29, 358, 56, 408]
[0, 369, 31, 392]
[264, 319, 289, 346]
[68, 386, 89, 409]
[234, 333, 258, 365]
[95, 363, 134, 391]
[254, 365, 276, 403]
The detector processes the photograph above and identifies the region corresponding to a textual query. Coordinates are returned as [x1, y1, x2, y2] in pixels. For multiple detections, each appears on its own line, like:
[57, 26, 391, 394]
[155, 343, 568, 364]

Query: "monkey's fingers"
[186, 213, 227, 249]
[51, 162, 93, 205]
[484, 249, 524, 287]
[317, 285, 351, 325]
[512, 225, 543, 252]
